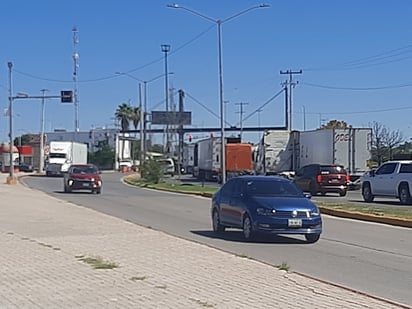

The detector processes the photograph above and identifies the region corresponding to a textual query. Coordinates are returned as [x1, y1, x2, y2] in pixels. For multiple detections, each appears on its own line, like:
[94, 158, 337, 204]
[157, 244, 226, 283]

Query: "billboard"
[151, 111, 192, 125]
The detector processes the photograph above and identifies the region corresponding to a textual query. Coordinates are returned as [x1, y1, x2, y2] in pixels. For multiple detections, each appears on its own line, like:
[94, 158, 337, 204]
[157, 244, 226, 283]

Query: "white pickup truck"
[361, 160, 412, 204]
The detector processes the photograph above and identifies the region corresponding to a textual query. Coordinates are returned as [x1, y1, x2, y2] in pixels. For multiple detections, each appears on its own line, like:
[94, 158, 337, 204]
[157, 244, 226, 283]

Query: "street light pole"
[39, 89, 48, 173]
[167, 3, 270, 184]
[217, 21, 226, 183]
[7, 62, 16, 184]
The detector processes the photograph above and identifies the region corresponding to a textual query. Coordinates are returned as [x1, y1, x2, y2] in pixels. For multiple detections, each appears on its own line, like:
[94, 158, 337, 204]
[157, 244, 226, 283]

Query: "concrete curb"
[319, 207, 412, 228]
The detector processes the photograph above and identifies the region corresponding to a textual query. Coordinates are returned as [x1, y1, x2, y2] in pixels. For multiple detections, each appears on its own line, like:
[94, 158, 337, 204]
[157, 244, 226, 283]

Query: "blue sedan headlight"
[310, 208, 320, 217]
[257, 208, 276, 216]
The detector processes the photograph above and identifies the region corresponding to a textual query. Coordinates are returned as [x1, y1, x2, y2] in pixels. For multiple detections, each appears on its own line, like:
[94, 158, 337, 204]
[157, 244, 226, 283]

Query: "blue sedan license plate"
[288, 219, 302, 227]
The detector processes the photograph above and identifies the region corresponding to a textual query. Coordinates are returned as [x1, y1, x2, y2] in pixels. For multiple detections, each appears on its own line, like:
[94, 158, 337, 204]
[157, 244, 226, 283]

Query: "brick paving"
[0, 173, 409, 309]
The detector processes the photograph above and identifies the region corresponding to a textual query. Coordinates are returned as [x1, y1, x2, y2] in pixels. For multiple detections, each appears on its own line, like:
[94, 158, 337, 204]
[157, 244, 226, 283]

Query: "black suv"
[293, 164, 349, 196]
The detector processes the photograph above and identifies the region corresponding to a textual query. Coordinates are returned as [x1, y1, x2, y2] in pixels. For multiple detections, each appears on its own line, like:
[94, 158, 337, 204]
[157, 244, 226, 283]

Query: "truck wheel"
[362, 183, 374, 202]
[399, 184, 411, 205]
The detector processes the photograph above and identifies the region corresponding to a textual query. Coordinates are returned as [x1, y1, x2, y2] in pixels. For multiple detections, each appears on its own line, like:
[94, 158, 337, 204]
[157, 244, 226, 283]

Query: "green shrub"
[140, 159, 163, 184]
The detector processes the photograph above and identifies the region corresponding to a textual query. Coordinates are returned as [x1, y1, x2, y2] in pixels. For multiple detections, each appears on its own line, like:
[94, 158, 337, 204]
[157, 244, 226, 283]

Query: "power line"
[302, 81, 412, 90]
[12, 25, 216, 84]
[304, 43, 412, 72]
[184, 91, 232, 126]
[301, 106, 412, 116]
[240, 88, 285, 124]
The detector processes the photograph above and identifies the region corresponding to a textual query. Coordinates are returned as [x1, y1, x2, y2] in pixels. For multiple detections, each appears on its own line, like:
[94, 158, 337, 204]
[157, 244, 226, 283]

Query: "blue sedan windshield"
[246, 180, 303, 197]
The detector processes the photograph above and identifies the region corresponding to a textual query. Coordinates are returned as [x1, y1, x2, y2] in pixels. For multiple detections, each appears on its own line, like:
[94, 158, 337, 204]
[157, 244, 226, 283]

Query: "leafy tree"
[383, 128, 403, 160]
[140, 158, 163, 184]
[370, 121, 387, 165]
[321, 119, 351, 129]
[88, 140, 115, 170]
[369, 121, 404, 164]
[14, 134, 31, 146]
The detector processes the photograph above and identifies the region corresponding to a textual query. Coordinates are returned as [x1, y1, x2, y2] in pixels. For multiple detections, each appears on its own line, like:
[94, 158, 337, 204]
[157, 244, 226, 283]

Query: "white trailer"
[182, 143, 195, 174]
[254, 130, 295, 175]
[299, 128, 372, 179]
[46, 141, 88, 176]
[195, 137, 221, 181]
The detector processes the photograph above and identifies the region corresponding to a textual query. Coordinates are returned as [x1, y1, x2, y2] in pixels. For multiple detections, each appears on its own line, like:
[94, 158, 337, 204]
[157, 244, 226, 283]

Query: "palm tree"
[115, 103, 133, 162]
[130, 106, 142, 164]
[115, 103, 133, 131]
[131, 106, 141, 131]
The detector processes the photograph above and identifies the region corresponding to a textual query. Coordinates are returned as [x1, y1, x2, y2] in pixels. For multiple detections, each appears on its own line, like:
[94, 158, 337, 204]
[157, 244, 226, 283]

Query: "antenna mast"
[72, 26, 80, 138]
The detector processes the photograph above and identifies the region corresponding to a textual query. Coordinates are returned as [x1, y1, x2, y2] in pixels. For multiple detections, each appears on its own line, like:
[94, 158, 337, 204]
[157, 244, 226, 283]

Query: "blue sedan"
[211, 176, 322, 243]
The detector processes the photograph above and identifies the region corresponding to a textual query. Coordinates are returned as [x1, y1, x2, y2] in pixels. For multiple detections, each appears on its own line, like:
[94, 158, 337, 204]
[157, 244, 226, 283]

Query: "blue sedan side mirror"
[304, 193, 312, 199]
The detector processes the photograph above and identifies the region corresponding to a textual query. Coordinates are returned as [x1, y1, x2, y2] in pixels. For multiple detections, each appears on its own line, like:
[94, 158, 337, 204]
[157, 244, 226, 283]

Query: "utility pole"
[235, 102, 248, 141]
[7, 62, 15, 184]
[280, 69, 302, 131]
[139, 83, 144, 167]
[72, 26, 80, 140]
[161, 44, 171, 155]
[39, 89, 49, 173]
[177, 89, 185, 177]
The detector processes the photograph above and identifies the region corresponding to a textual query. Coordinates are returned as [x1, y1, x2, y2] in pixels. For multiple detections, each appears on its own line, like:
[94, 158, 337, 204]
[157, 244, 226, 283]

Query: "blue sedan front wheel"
[242, 215, 255, 240]
[305, 234, 320, 243]
[212, 209, 225, 233]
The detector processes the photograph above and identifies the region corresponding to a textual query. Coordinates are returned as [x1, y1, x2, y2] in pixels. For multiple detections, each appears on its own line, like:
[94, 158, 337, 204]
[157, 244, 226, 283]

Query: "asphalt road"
[22, 172, 412, 307]
[179, 174, 412, 207]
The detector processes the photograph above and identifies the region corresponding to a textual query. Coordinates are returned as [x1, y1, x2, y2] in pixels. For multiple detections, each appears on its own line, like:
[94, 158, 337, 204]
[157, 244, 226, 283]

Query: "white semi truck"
[299, 128, 372, 180]
[253, 130, 294, 175]
[46, 141, 88, 176]
[254, 128, 372, 181]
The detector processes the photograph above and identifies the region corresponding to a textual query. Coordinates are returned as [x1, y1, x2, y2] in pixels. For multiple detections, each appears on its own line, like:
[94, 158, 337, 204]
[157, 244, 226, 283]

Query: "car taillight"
[316, 175, 322, 183]
[346, 175, 350, 182]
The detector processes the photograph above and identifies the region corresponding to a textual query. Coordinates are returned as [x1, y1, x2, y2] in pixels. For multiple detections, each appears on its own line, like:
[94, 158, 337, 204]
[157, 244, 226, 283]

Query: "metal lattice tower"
[72, 26, 80, 137]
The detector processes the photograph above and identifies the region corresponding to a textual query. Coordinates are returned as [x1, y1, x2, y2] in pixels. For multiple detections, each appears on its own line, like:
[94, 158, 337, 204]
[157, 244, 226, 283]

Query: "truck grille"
[48, 164, 62, 172]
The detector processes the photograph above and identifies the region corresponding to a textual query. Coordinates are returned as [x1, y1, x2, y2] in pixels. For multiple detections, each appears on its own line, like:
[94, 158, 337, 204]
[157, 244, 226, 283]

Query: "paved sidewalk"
[0, 173, 409, 309]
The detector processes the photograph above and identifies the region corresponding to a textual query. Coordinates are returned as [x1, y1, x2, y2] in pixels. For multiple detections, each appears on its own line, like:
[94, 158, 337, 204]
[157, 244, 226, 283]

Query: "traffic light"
[60, 90, 73, 103]
[188, 134, 192, 142]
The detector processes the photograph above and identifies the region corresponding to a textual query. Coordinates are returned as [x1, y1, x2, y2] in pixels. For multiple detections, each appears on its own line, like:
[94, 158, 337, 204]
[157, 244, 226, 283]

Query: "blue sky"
[1, 1, 412, 144]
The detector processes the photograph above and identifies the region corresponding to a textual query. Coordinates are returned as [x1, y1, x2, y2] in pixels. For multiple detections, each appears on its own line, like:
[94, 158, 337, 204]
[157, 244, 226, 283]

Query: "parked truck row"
[183, 127, 372, 183]
[190, 136, 254, 182]
[253, 128, 372, 181]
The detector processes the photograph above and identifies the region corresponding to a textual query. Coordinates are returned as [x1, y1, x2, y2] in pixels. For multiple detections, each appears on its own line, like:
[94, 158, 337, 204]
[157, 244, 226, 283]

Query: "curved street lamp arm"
[168, 3, 270, 25]
[222, 4, 270, 24]
[167, 4, 216, 23]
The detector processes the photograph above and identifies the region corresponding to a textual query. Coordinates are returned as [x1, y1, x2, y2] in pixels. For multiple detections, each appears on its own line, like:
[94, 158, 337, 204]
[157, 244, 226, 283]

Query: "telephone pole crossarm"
[280, 69, 302, 131]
